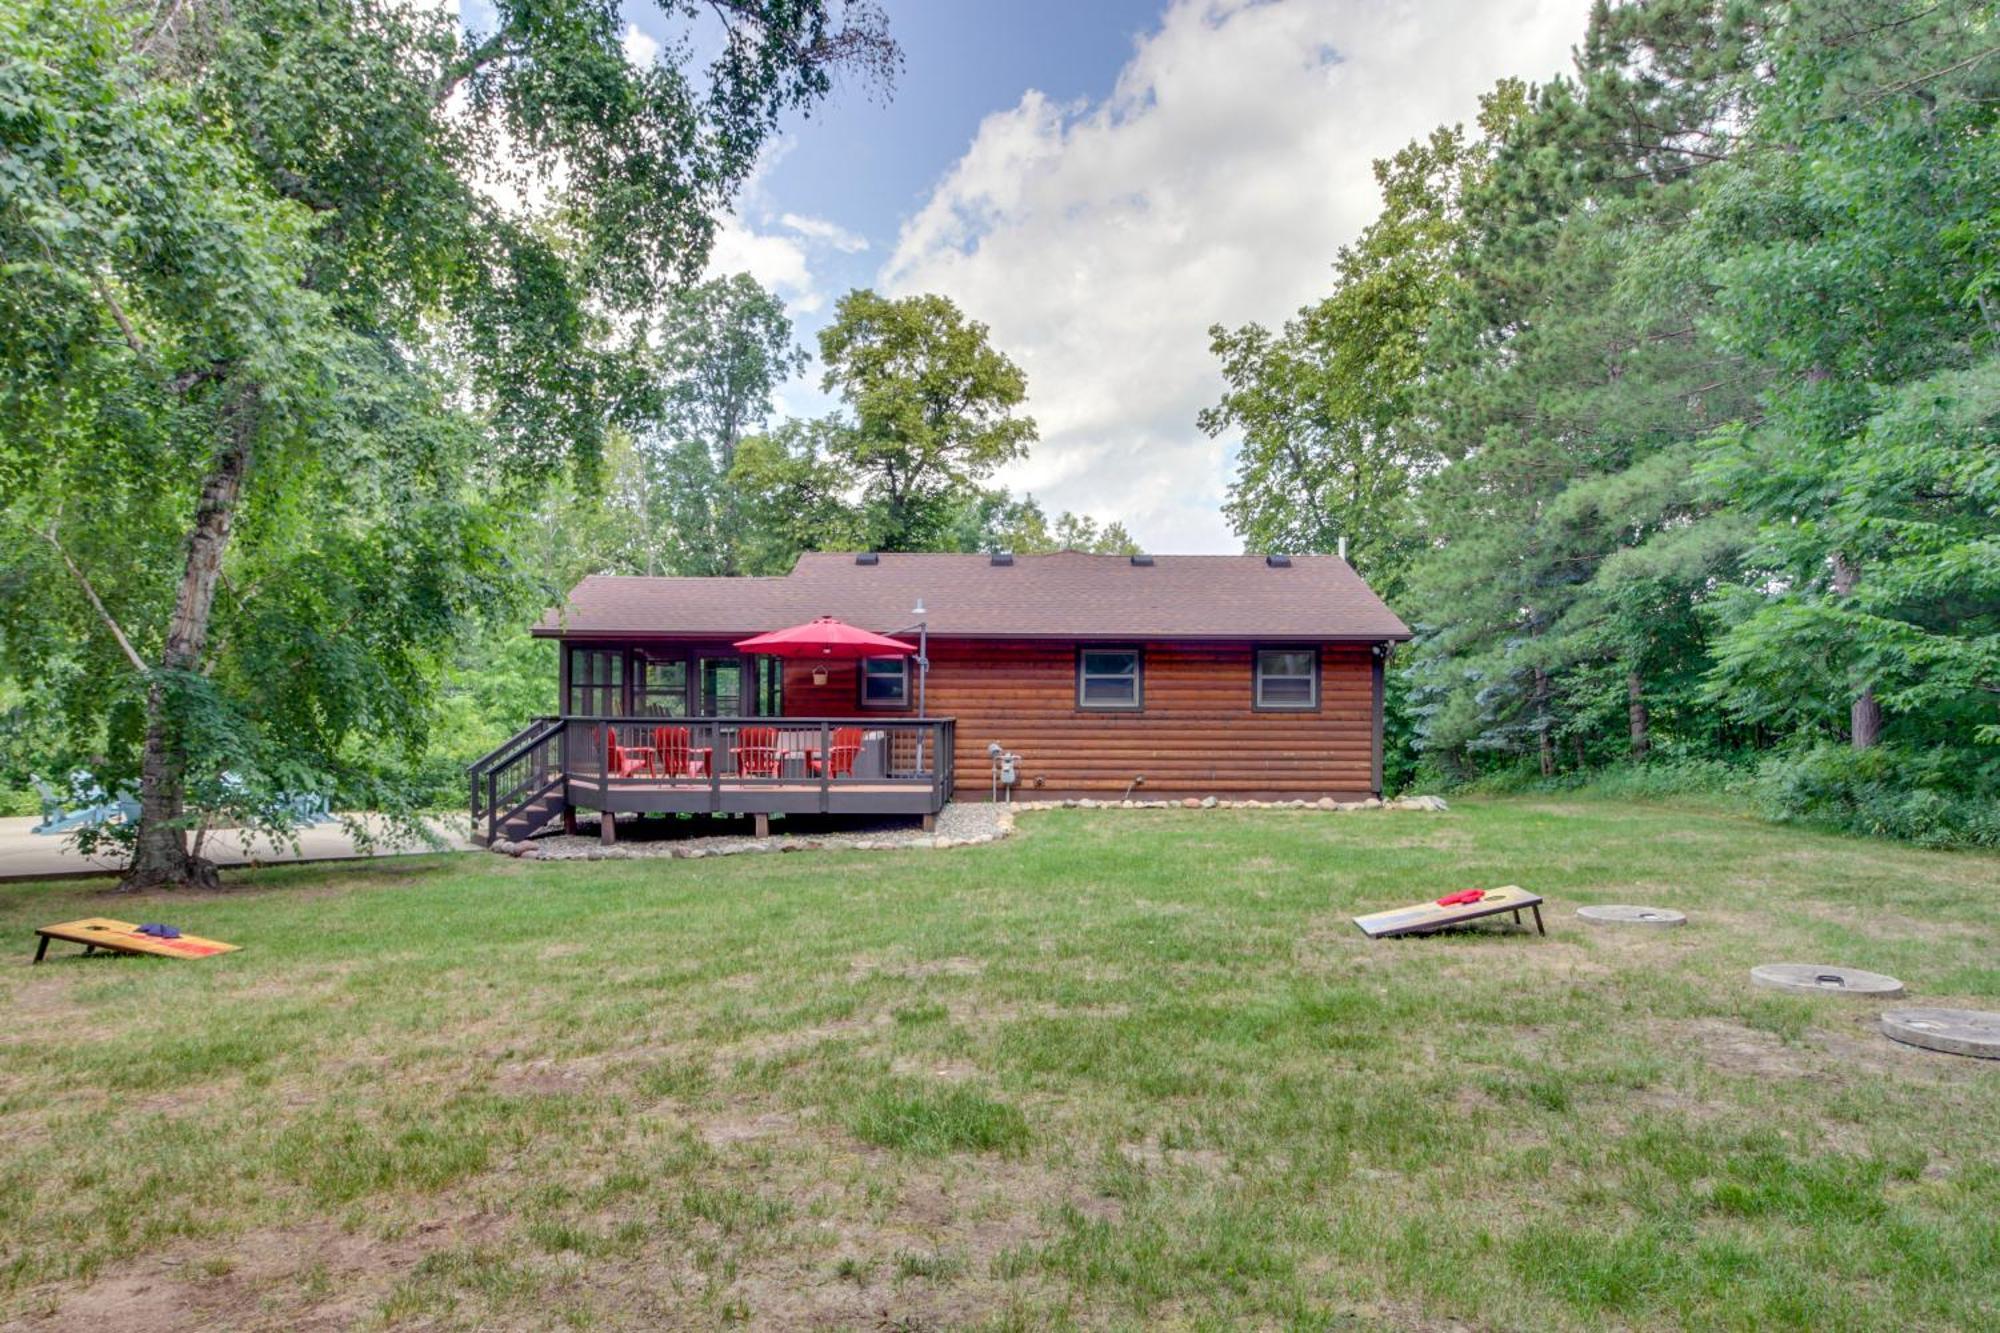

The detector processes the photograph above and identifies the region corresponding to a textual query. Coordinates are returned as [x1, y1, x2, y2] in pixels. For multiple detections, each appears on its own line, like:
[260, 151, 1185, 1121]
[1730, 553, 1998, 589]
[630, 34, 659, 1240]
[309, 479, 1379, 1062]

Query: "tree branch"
[91, 274, 146, 358]
[36, 520, 151, 676]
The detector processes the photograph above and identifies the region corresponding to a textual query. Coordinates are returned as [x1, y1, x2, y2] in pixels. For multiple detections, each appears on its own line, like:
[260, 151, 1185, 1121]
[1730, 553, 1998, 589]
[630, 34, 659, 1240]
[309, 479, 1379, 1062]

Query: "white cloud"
[704, 218, 822, 311]
[698, 139, 833, 312]
[881, 0, 1582, 552]
[621, 21, 660, 67]
[781, 212, 871, 253]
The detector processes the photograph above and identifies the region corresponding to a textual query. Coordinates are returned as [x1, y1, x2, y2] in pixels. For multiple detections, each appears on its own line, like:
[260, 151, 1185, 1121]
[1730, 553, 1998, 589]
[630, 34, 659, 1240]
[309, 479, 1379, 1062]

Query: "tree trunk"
[1851, 691, 1882, 750]
[121, 382, 258, 892]
[1534, 668, 1555, 778]
[1627, 670, 1649, 760]
[1829, 552, 1881, 751]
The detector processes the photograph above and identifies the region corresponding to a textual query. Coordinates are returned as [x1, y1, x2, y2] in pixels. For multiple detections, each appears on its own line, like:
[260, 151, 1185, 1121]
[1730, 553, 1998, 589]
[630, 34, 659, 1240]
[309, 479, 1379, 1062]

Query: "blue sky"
[615, 0, 1586, 552]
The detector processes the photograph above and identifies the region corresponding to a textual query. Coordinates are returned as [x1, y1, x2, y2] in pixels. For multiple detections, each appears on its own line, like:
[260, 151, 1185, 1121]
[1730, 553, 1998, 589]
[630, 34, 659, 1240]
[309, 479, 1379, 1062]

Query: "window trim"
[858, 655, 910, 710]
[1252, 645, 1321, 713]
[1075, 644, 1145, 712]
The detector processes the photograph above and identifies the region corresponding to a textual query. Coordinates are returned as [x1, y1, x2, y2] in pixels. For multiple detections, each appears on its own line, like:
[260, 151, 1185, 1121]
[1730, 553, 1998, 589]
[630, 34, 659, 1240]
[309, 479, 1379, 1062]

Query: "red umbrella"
[734, 616, 917, 660]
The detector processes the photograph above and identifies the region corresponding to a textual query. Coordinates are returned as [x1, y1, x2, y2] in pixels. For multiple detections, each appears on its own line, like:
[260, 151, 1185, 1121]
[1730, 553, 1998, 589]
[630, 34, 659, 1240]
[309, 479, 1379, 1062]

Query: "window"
[755, 656, 784, 716]
[567, 648, 623, 716]
[1255, 648, 1318, 710]
[860, 656, 908, 708]
[1077, 647, 1143, 711]
[636, 656, 688, 717]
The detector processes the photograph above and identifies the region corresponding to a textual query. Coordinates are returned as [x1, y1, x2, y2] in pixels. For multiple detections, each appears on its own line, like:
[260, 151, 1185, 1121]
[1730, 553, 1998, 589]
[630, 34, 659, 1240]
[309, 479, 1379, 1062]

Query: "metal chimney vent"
[1129, 554, 1154, 567]
[854, 553, 879, 565]
[990, 552, 1014, 567]
[1266, 554, 1292, 568]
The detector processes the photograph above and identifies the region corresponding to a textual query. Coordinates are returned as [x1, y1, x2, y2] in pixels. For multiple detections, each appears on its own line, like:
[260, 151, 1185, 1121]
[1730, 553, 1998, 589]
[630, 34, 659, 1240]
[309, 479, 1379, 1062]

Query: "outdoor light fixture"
[811, 666, 829, 686]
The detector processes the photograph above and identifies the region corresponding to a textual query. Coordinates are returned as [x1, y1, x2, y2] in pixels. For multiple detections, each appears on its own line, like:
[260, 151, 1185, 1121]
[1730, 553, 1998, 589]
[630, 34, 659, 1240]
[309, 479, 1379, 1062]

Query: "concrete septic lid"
[1577, 905, 1686, 927]
[1880, 1008, 2000, 1060]
[1751, 963, 1905, 998]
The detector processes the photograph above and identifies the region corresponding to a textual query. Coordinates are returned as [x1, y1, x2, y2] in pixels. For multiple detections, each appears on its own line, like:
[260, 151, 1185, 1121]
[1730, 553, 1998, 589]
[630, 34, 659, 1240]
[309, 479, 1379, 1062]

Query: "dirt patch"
[849, 955, 985, 982]
[717, 1012, 893, 1066]
[1668, 1018, 1819, 1080]
[18, 1212, 503, 1333]
[1117, 1138, 1233, 1175]
[491, 1057, 598, 1096]
[890, 1057, 980, 1082]
[700, 1109, 797, 1147]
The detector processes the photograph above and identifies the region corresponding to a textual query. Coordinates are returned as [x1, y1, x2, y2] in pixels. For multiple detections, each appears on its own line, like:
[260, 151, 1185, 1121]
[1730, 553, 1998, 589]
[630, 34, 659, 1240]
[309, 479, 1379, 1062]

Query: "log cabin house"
[468, 551, 1410, 845]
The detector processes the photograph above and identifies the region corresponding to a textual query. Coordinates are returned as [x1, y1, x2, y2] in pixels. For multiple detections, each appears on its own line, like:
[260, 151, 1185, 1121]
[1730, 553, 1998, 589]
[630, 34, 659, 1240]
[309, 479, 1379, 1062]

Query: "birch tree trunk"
[121, 382, 258, 891]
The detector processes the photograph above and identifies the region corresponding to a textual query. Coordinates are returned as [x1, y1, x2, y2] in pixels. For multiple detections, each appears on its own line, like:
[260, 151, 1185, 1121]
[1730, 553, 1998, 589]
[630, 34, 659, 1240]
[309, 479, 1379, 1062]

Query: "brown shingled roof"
[533, 551, 1410, 641]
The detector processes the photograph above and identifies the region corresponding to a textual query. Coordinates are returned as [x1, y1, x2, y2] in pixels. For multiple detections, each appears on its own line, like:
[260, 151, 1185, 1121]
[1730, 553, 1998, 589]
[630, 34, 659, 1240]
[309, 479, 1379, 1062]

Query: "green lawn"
[2, 799, 1997, 1330]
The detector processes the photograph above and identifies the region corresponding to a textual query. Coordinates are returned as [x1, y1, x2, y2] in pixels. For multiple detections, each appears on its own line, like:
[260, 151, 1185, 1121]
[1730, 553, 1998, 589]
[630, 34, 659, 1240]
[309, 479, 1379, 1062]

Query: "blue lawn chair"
[31, 772, 124, 835]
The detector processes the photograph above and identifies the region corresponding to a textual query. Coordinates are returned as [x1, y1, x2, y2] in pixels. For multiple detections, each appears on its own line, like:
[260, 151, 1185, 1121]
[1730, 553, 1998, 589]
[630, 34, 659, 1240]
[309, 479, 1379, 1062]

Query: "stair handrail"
[465, 716, 561, 777]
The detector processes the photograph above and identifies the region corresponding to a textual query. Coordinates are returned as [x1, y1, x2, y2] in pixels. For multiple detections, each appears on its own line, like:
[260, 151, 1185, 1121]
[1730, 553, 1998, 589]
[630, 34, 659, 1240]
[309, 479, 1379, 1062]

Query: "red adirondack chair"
[731, 725, 782, 778]
[652, 725, 711, 778]
[809, 726, 864, 779]
[606, 731, 652, 779]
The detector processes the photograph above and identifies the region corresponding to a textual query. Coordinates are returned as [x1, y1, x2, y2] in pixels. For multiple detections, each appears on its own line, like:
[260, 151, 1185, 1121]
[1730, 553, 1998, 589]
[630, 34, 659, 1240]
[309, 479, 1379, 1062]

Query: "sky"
[628, 0, 1588, 553]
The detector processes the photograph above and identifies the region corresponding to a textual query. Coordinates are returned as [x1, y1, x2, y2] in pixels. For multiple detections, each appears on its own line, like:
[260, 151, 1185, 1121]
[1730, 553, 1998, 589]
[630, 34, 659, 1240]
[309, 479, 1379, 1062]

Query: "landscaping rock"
[1200, 796, 1218, 808]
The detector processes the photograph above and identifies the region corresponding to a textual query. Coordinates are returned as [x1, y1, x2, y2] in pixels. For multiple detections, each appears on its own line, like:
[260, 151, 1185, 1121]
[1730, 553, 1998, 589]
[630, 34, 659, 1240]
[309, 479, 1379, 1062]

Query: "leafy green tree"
[813, 289, 1038, 550]
[0, 0, 895, 887]
[728, 417, 877, 573]
[644, 274, 806, 575]
[1401, 4, 1765, 777]
[1204, 118, 1497, 591]
[1694, 0, 1999, 783]
[940, 490, 1141, 555]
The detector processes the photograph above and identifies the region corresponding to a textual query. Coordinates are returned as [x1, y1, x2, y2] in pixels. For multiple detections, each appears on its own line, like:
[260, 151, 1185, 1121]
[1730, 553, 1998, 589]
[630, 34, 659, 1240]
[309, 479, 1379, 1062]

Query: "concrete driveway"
[0, 814, 474, 883]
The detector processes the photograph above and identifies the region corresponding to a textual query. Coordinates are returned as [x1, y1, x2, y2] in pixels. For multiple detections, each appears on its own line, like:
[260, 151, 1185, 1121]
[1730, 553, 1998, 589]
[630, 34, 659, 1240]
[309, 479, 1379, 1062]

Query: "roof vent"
[990, 552, 1014, 567]
[1266, 554, 1292, 568]
[1129, 554, 1154, 567]
[854, 553, 879, 566]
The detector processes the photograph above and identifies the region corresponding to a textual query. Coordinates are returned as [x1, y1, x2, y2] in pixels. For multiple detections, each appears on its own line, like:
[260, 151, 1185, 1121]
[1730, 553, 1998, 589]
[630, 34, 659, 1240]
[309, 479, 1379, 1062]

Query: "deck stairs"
[468, 718, 567, 847]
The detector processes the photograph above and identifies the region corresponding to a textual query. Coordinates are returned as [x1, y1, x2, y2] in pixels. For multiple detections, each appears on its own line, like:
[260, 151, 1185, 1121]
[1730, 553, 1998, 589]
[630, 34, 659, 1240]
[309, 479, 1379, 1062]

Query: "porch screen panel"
[567, 649, 623, 715]
[638, 657, 688, 717]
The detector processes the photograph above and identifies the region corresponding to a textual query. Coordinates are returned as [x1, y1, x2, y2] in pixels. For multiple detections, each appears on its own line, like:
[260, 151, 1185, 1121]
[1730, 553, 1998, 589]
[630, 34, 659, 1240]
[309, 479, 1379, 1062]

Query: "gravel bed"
[514, 799, 1013, 861]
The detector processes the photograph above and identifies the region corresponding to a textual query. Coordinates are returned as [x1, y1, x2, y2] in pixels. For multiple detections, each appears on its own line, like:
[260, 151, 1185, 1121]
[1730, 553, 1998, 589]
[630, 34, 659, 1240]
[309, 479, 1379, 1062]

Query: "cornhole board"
[1354, 886, 1545, 939]
[32, 918, 237, 964]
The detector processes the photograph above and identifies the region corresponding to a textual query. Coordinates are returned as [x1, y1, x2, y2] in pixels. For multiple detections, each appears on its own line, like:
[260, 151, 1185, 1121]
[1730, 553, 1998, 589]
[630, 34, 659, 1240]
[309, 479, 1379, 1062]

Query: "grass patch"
[1, 797, 1996, 1327]
[847, 1083, 1031, 1155]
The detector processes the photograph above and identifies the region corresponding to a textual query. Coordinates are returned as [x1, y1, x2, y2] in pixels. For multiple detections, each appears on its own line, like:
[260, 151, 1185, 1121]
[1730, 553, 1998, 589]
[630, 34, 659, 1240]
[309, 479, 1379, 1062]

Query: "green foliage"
[727, 286, 1130, 566]
[1205, 121, 1490, 592]
[1756, 745, 2000, 849]
[640, 274, 807, 576]
[0, 0, 896, 872]
[1212, 0, 1997, 844]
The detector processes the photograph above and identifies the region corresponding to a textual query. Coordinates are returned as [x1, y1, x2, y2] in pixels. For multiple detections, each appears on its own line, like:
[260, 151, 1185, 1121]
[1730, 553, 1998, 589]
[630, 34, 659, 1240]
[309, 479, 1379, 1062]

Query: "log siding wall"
[783, 638, 1381, 800]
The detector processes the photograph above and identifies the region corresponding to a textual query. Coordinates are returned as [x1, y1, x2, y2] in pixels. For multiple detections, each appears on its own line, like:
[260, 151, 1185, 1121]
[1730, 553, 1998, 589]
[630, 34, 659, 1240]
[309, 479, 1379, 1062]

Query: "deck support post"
[563, 806, 578, 835]
[921, 813, 936, 833]
[599, 813, 615, 846]
[754, 812, 770, 838]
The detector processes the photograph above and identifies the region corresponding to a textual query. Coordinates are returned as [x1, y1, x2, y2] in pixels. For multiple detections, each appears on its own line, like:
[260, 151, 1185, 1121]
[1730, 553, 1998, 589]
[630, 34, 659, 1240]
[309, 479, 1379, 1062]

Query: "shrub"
[1755, 745, 2000, 850]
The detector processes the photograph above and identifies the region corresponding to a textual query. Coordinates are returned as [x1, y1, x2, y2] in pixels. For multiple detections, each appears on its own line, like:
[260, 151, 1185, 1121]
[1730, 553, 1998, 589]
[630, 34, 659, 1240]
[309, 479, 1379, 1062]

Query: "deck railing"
[562, 715, 955, 810]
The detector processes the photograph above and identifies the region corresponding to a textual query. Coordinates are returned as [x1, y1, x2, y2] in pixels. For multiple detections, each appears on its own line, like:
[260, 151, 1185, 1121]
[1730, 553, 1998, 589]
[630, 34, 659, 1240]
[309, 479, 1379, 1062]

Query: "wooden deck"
[567, 774, 940, 817]
[470, 715, 955, 845]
